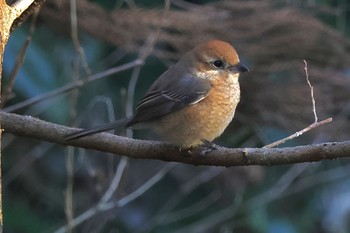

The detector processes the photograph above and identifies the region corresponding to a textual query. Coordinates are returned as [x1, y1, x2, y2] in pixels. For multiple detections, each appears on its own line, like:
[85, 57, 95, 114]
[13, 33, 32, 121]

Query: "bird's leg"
[201, 139, 220, 150]
[197, 139, 220, 155]
[184, 140, 219, 156]
[179, 139, 220, 156]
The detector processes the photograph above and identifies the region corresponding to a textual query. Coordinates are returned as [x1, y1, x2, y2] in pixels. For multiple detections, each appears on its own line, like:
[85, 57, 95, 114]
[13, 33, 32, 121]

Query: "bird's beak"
[230, 62, 249, 73]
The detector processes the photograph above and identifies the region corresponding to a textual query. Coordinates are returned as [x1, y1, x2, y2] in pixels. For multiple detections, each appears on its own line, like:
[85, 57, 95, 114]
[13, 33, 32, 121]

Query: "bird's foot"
[198, 140, 220, 155]
[184, 140, 220, 156]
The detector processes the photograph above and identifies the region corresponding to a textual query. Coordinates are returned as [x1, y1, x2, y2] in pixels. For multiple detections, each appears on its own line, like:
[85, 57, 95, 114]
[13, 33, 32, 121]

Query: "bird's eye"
[213, 60, 224, 68]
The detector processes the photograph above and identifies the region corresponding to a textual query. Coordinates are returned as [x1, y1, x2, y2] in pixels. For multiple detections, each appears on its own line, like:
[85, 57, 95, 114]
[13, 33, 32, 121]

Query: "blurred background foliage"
[2, 0, 350, 232]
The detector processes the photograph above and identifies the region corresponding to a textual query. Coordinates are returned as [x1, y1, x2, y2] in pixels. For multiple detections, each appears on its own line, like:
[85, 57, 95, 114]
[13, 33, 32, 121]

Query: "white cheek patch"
[196, 70, 239, 82]
[196, 70, 220, 79]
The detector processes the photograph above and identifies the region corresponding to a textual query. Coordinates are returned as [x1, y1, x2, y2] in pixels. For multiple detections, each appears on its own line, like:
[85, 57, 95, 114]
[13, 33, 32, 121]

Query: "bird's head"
[180, 40, 249, 79]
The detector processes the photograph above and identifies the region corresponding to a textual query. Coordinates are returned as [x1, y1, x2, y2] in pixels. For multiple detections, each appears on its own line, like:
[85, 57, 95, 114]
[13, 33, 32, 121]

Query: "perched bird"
[66, 40, 248, 149]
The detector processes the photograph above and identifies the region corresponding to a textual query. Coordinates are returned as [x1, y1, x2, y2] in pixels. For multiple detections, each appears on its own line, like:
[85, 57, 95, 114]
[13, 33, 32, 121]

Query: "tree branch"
[1, 111, 350, 166]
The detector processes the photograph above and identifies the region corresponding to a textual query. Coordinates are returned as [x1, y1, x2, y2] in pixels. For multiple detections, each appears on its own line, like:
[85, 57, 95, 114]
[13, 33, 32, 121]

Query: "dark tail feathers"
[65, 118, 129, 141]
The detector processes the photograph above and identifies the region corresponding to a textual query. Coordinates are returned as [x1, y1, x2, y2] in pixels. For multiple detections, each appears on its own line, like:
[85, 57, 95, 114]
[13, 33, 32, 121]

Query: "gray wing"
[126, 66, 212, 127]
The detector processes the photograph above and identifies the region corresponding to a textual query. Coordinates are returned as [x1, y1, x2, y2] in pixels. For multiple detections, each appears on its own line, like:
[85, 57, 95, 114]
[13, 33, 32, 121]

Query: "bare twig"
[64, 49, 82, 233]
[117, 164, 174, 206]
[125, 0, 168, 136]
[138, 167, 225, 233]
[263, 117, 333, 148]
[168, 165, 311, 232]
[228, 164, 350, 230]
[64, 147, 74, 233]
[175, 163, 350, 233]
[170, 192, 243, 233]
[54, 164, 174, 233]
[159, 190, 221, 225]
[125, 35, 158, 137]
[64, 94, 121, 232]
[126, 34, 159, 115]
[70, 0, 91, 75]
[1, 9, 39, 107]
[263, 61, 332, 148]
[100, 157, 128, 204]
[3, 59, 143, 112]
[304, 59, 318, 123]
[4, 142, 53, 185]
[246, 164, 311, 208]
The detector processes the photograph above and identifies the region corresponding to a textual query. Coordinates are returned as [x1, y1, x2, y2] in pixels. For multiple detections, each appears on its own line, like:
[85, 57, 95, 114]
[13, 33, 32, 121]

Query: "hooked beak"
[230, 62, 249, 73]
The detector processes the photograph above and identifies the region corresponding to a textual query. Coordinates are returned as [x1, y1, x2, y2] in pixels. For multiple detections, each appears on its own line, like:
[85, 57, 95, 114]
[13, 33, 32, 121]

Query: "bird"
[65, 39, 248, 150]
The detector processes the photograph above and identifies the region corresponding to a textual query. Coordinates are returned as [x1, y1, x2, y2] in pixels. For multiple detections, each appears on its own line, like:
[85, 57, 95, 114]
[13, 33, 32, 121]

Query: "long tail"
[65, 118, 129, 141]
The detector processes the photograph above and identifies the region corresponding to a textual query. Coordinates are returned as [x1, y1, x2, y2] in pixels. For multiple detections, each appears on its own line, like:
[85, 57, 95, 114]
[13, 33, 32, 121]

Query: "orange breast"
[152, 73, 241, 148]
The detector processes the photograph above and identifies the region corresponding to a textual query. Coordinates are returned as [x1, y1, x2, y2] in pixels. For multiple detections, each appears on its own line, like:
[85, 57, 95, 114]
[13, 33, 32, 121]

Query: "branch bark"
[2, 111, 350, 167]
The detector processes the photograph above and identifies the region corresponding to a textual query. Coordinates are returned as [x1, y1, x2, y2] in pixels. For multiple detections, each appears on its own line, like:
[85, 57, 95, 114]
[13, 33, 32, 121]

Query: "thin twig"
[117, 164, 174, 206]
[125, 34, 159, 138]
[67, 95, 124, 233]
[178, 163, 350, 233]
[263, 118, 333, 148]
[64, 48, 82, 233]
[53, 164, 174, 233]
[1, 9, 39, 107]
[125, 0, 169, 137]
[3, 59, 143, 112]
[67, 94, 121, 232]
[170, 192, 243, 233]
[138, 167, 225, 233]
[304, 59, 318, 123]
[70, 0, 91, 75]
[172, 162, 327, 232]
[263, 60, 332, 148]
[159, 190, 221, 225]
[4, 142, 53, 185]
[100, 157, 128, 204]
[74, 96, 117, 130]
[246, 164, 311, 208]
[64, 147, 74, 233]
